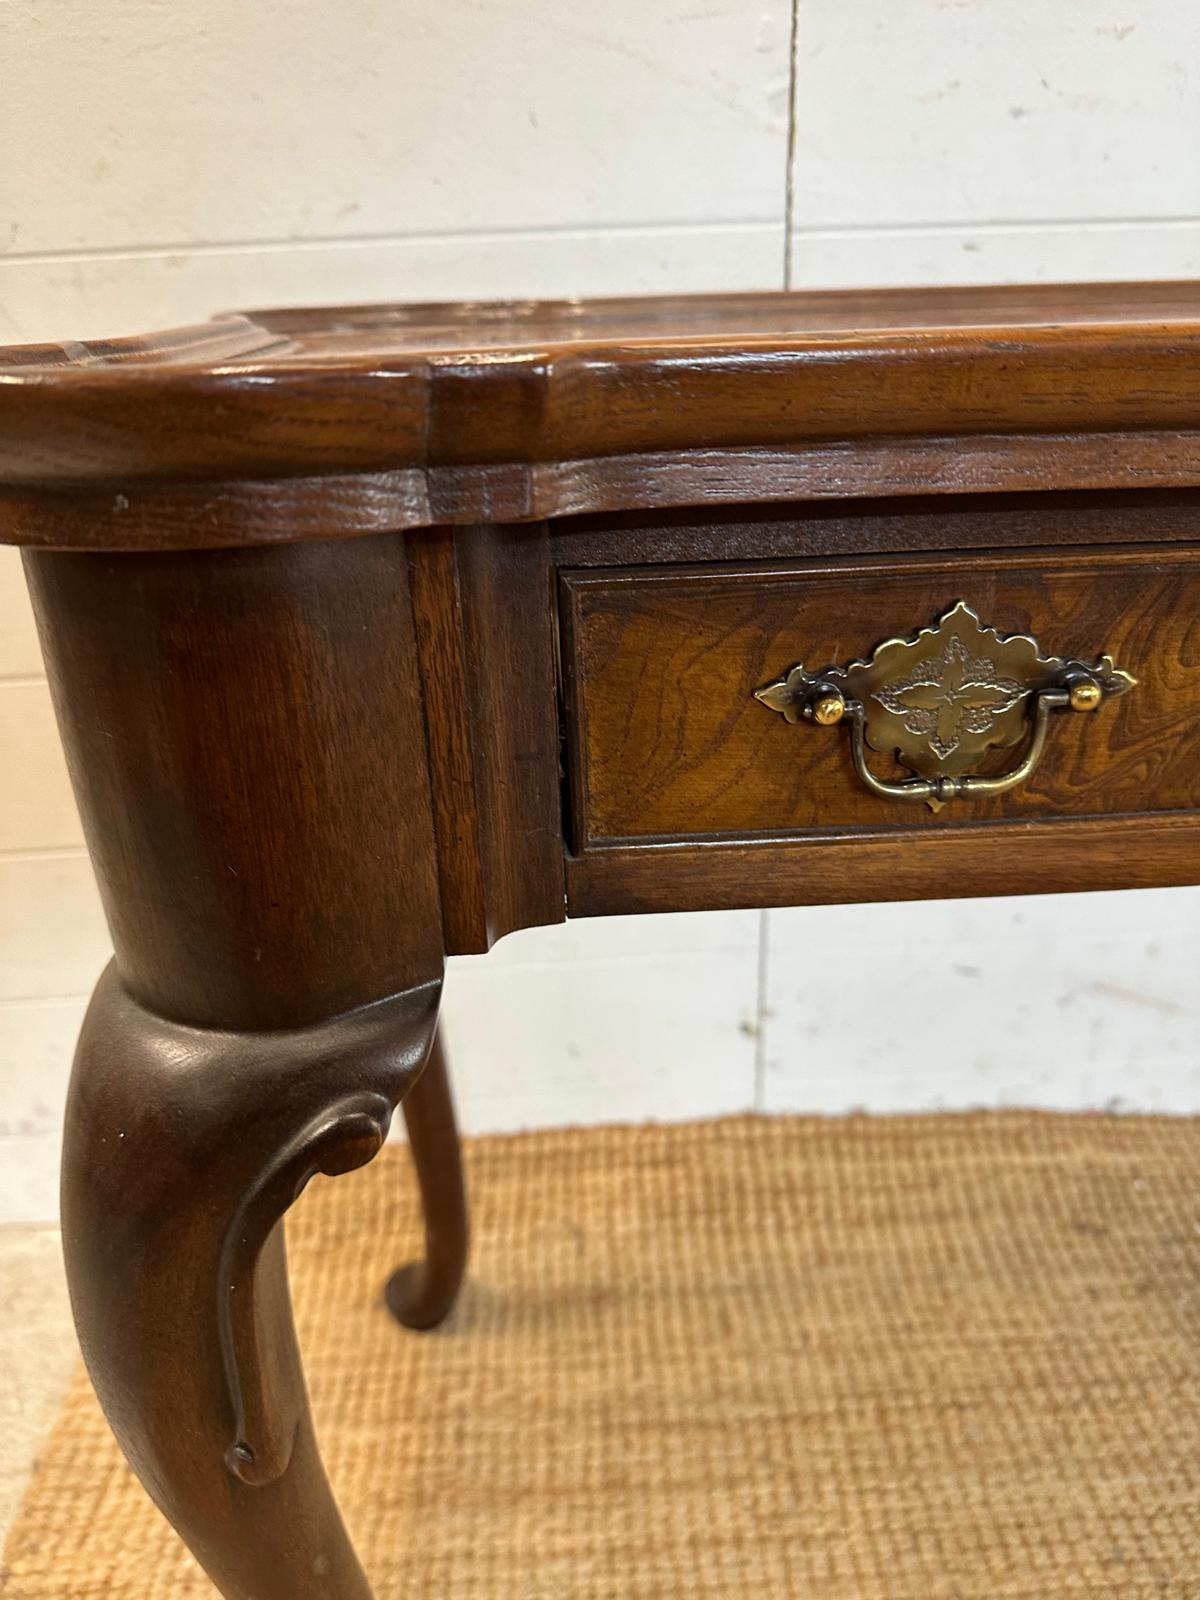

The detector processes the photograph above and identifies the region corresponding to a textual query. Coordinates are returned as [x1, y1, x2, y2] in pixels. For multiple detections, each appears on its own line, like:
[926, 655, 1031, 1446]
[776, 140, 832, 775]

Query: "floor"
[0, 1227, 75, 1548]
[8, 1115, 1197, 1600]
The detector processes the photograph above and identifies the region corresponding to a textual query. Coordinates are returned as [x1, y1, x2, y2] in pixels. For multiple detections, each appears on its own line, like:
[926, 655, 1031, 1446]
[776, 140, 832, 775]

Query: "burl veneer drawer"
[559, 547, 1200, 848]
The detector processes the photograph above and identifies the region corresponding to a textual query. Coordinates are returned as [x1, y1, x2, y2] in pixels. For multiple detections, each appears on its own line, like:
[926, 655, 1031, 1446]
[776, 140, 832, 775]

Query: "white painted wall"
[2, 1, 1198, 1223]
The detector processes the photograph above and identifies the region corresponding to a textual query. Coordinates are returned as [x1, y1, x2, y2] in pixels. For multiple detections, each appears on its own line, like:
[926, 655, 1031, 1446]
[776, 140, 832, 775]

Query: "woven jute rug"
[4, 1112, 1200, 1598]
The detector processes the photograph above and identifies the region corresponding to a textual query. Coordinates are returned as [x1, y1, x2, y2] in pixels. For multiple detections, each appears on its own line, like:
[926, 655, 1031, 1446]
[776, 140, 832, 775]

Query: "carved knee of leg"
[62, 964, 442, 1489]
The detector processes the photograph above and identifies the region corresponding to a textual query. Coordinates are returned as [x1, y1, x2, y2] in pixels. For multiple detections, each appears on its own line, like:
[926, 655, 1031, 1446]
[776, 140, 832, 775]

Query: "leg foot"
[62, 966, 440, 1600]
[386, 1030, 469, 1330]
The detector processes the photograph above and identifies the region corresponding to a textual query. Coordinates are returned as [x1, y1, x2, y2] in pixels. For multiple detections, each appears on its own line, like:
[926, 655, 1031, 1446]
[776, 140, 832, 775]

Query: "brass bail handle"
[755, 601, 1136, 812]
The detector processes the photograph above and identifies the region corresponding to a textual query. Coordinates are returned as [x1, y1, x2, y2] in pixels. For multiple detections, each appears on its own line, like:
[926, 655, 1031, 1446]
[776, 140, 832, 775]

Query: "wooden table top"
[2, 281, 1199, 549]
[5, 281, 1200, 372]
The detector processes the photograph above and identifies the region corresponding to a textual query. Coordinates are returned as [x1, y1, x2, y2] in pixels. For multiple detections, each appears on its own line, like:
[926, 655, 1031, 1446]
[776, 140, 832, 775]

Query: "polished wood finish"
[566, 812, 1200, 917]
[561, 546, 1200, 845]
[548, 489, 1200, 568]
[5, 283, 1200, 548]
[4, 283, 1200, 1599]
[386, 1031, 470, 1332]
[24, 527, 456, 1597]
[63, 965, 440, 1600]
[408, 522, 564, 953]
[23, 533, 442, 1028]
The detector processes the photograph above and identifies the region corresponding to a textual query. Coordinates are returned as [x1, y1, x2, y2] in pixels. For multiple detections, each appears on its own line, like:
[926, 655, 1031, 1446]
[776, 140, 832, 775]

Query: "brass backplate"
[845, 601, 1060, 779]
[756, 600, 1136, 784]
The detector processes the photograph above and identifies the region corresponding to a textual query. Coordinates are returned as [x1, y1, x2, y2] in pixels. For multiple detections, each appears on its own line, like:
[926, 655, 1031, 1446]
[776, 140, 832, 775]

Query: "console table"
[2, 283, 1198, 1598]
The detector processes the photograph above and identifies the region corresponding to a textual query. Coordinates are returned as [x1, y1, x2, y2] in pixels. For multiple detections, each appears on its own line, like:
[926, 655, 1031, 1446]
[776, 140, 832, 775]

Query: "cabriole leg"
[25, 536, 452, 1596]
[62, 966, 441, 1600]
[386, 1029, 469, 1330]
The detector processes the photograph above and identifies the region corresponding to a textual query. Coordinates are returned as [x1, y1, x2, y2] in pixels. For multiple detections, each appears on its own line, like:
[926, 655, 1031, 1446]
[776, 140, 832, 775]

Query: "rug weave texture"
[4, 1112, 1200, 1598]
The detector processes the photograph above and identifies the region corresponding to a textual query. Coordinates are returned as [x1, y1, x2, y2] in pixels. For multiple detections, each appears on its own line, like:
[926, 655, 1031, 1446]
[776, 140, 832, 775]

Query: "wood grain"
[549, 489, 1200, 569]
[408, 523, 565, 953]
[452, 523, 565, 947]
[12, 281, 1200, 1600]
[63, 964, 442, 1600]
[6, 283, 1200, 547]
[32, 530, 465, 1600]
[23, 532, 443, 1030]
[566, 813, 1200, 918]
[407, 527, 491, 951]
[561, 547, 1200, 846]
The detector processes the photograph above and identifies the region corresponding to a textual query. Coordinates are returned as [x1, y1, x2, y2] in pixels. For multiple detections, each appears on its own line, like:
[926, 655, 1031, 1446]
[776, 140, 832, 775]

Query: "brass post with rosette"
[755, 601, 1137, 812]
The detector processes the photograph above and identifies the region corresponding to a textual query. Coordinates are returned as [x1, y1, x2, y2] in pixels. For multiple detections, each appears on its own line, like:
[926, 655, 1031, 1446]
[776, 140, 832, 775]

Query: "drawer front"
[560, 547, 1200, 848]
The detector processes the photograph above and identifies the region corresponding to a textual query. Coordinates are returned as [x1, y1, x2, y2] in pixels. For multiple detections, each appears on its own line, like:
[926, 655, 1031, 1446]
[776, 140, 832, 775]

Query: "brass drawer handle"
[755, 601, 1136, 811]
